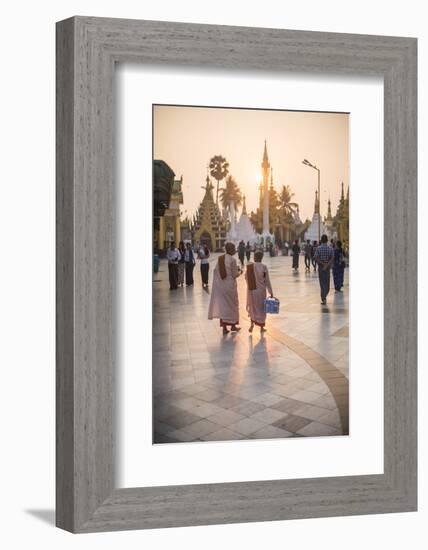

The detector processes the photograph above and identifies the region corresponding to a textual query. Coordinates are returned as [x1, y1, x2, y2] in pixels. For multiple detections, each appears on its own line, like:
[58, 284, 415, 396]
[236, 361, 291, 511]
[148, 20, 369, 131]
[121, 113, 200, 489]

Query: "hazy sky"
[153, 105, 349, 222]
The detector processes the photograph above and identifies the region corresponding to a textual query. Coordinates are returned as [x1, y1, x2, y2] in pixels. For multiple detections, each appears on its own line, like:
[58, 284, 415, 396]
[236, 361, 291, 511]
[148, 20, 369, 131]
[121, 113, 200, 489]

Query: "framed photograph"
[56, 17, 417, 532]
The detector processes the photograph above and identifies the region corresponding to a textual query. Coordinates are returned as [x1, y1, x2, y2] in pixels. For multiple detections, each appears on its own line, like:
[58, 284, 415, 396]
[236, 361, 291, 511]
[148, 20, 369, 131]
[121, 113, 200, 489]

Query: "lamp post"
[302, 159, 321, 242]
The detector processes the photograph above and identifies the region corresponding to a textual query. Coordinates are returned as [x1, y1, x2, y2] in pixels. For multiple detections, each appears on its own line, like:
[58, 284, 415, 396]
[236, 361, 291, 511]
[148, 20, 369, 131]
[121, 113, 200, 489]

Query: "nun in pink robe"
[208, 242, 242, 334]
[245, 250, 273, 333]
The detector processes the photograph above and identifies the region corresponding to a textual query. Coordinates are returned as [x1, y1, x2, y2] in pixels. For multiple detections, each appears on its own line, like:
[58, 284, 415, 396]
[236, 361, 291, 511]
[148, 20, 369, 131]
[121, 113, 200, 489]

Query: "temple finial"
[262, 140, 270, 166]
[314, 190, 319, 214]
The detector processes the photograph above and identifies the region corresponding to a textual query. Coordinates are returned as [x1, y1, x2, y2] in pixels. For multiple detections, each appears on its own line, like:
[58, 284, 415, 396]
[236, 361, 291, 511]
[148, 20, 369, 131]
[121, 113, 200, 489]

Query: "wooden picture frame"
[56, 16, 417, 533]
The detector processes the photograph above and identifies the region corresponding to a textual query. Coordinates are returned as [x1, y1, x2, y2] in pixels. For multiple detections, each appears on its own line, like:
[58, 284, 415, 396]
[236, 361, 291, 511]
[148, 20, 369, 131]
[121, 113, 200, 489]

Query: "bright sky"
[153, 105, 349, 222]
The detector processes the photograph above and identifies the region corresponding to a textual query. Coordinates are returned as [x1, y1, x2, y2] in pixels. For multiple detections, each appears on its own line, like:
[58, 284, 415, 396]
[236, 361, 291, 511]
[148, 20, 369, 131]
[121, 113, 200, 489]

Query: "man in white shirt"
[166, 241, 180, 290]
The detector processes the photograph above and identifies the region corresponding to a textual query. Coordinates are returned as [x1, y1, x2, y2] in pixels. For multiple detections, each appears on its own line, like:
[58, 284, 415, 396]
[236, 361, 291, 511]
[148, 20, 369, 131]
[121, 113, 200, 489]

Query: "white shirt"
[198, 248, 209, 264]
[166, 248, 180, 263]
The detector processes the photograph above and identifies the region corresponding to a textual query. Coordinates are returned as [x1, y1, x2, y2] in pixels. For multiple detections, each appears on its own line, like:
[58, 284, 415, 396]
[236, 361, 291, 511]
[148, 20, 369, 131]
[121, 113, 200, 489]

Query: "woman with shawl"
[245, 250, 273, 333]
[208, 242, 242, 335]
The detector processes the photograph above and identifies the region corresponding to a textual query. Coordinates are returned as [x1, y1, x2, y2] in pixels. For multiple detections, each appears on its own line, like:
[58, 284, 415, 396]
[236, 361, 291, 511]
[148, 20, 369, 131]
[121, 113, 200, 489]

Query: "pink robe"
[246, 262, 273, 326]
[208, 254, 240, 325]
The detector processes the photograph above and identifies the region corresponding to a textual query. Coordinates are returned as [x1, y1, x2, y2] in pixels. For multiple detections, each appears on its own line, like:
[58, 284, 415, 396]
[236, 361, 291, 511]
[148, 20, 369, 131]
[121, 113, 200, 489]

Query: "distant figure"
[311, 240, 318, 271]
[333, 240, 346, 292]
[304, 239, 312, 272]
[184, 242, 195, 286]
[208, 242, 242, 335]
[314, 234, 334, 305]
[177, 241, 186, 287]
[198, 244, 210, 288]
[245, 241, 252, 262]
[291, 240, 300, 271]
[268, 241, 275, 257]
[284, 241, 289, 256]
[166, 241, 180, 290]
[238, 240, 246, 266]
[245, 250, 273, 334]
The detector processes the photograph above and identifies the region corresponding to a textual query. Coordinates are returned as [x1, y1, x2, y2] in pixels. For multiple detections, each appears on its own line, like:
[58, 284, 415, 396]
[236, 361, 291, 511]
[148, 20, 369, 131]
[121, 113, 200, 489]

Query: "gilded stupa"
[193, 176, 227, 251]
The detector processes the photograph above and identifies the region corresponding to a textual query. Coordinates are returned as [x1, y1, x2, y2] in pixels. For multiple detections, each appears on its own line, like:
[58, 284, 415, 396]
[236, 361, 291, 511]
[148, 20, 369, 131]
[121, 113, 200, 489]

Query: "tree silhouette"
[219, 175, 242, 212]
[279, 185, 298, 219]
[209, 155, 229, 205]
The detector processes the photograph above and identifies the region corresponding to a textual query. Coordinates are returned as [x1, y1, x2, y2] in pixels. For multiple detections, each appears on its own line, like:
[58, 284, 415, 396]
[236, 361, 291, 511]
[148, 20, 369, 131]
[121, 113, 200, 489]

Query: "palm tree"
[219, 175, 242, 237]
[219, 175, 242, 211]
[278, 185, 298, 218]
[209, 155, 229, 205]
[278, 185, 298, 241]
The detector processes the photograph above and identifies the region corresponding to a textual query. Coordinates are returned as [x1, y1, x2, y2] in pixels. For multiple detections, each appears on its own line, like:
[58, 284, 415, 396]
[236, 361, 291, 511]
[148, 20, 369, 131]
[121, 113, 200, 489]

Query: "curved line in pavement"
[239, 308, 349, 435]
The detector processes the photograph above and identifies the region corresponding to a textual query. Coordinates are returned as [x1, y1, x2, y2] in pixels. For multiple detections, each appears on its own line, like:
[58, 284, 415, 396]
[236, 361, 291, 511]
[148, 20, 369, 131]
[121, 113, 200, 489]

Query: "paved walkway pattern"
[153, 253, 349, 443]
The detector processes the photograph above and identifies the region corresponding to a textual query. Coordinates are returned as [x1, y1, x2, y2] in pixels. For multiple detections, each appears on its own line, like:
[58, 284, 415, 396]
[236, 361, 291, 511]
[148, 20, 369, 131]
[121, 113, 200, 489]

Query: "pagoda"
[324, 197, 337, 241]
[304, 190, 326, 243]
[157, 172, 183, 250]
[334, 182, 349, 244]
[261, 141, 274, 243]
[234, 195, 257, 245]
[193, 176, 227, 251]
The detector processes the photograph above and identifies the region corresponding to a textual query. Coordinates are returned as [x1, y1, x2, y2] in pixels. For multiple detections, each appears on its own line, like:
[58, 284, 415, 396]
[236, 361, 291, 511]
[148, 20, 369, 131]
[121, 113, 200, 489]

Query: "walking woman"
[208, 242, 242, 334]
[291, 239, 300, 271]
[184, 242, 195, 286]
[198, 244, 210, 288]
[332, 240, 346, 292]
[245, 250, 273, 334]
[177, 241, 186, 287]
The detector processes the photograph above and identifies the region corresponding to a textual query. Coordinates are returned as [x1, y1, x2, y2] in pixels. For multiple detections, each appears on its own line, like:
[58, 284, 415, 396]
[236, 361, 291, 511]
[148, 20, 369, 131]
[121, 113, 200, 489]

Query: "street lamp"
[302, 159, 321, 242]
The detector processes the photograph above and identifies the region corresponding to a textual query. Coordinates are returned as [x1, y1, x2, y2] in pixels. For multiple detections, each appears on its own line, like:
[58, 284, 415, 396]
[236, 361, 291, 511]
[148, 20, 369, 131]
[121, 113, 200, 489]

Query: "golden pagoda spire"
[263, 139, 269, 162]
[340, 181, 345, 202]
[270, 167, 274, 189]
[327, 197, 332, 220]
[242, 194, 247, 215]
[314, 190, 319, 214]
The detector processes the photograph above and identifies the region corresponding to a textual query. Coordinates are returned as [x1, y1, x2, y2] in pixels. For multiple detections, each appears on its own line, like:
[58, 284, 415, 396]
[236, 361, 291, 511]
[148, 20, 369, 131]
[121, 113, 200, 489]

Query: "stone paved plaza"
[153, 253, 349, 444]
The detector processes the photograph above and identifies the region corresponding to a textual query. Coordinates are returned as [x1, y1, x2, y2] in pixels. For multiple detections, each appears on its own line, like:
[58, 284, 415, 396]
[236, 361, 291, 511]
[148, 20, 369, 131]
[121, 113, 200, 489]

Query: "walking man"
[166, 241, 180, 290]
[291, 239, 300, 271]
[314, 234, 334, 305]
[304, 239, 312, 272]
[311, 240, 318, 271]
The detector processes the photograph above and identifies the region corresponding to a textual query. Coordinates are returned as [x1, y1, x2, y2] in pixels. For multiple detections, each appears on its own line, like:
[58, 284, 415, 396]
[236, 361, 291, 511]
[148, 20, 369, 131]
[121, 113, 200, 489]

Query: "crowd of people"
[164, 234, 347, 331]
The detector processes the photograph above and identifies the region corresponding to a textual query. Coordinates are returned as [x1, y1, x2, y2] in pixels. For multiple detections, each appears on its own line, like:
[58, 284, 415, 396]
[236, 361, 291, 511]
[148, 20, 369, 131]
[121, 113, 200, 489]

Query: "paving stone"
[272, 414, 312, 433]
[249, 408, 288, 424]
[206, 409, 246, 427]
[250, 425, 294, 439]
[228, 417, 267, 436]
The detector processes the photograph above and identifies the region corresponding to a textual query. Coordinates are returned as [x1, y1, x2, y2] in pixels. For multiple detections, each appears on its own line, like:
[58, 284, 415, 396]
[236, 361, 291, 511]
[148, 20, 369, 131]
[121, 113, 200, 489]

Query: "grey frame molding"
[56, 16, 417, 533]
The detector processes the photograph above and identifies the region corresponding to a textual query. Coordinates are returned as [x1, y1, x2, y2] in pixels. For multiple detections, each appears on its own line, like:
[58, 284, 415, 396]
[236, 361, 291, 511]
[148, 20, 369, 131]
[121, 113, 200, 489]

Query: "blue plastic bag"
[264, 297, 280, 314]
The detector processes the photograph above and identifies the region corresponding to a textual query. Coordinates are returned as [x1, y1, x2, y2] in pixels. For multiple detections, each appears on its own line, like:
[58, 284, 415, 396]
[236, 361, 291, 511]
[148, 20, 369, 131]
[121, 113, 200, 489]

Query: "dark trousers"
[185, 262, 194, 285]
[292, 254, 299, 269]
[318, 268, 331, 301]
[333, 265, 345, 290]
[238, 253, 245, 265]
[246, 251, 251, 262]
[311, 256, 317, 271]
[304, 255, 311, 269]
[168, 263, 178, 289]
[201, 263, 209, 285]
